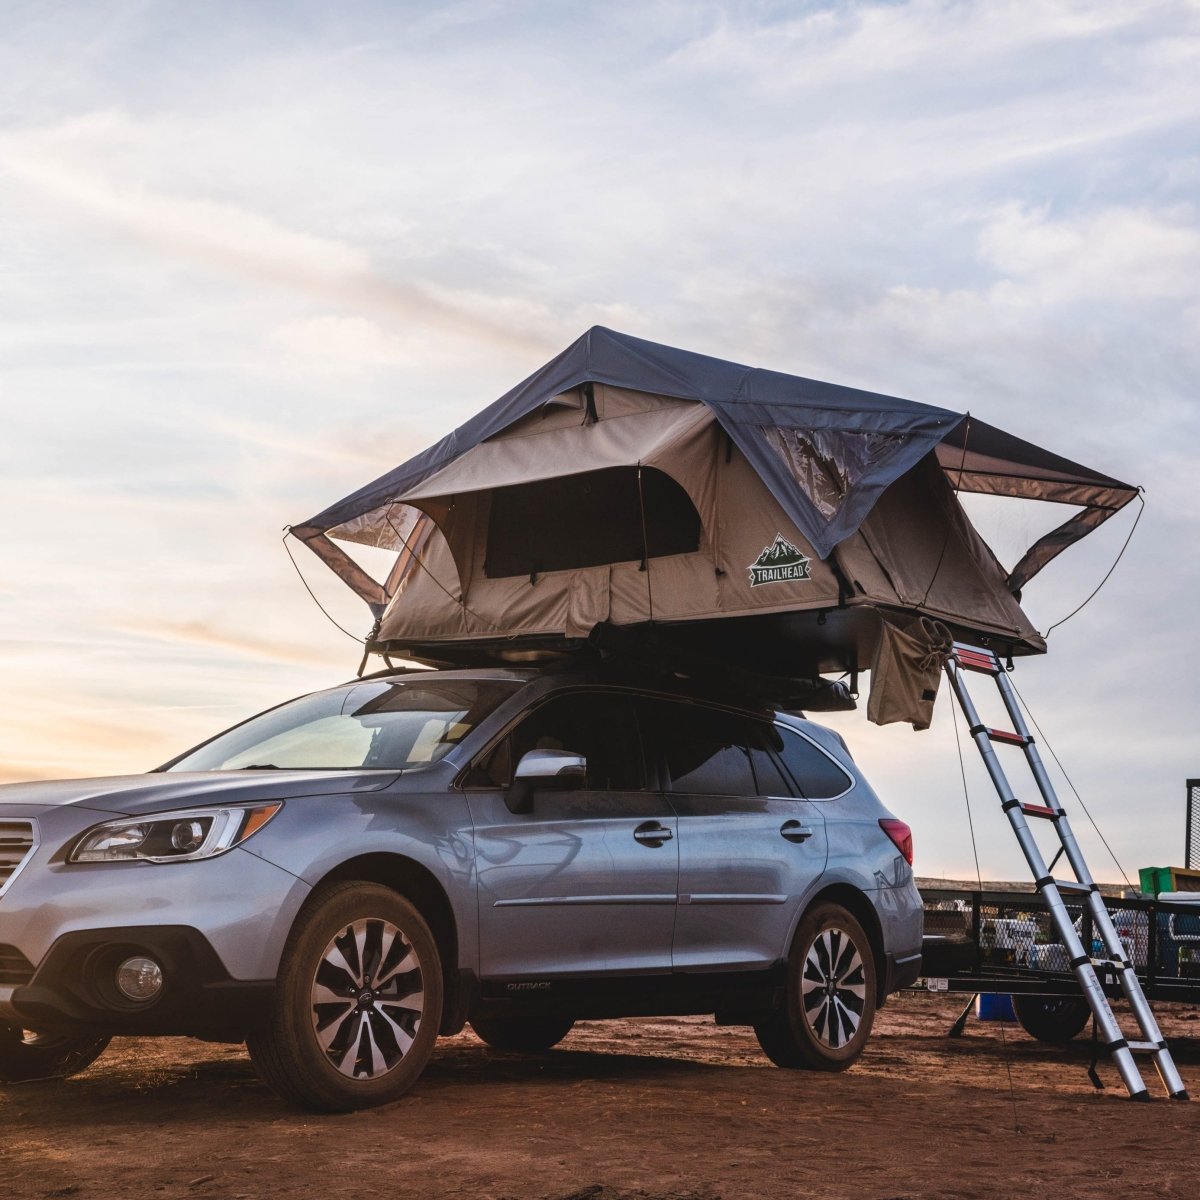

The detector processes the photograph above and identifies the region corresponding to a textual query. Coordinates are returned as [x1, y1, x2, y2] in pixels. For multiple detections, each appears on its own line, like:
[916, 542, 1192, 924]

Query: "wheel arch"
[806, 883, 888, 1007]
[310, 854, 468, 1035]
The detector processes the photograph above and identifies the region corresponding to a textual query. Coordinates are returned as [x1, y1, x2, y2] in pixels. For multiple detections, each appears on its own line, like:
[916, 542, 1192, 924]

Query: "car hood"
[0, 770, 401, 816]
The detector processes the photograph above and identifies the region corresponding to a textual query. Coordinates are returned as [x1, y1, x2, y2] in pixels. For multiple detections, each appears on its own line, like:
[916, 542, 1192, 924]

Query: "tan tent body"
[292, 329, 1137, 714]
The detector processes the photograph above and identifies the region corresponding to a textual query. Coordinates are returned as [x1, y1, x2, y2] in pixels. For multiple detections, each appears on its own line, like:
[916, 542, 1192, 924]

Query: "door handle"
[780, 820, 814, 844]
[633, 821, 673, 847]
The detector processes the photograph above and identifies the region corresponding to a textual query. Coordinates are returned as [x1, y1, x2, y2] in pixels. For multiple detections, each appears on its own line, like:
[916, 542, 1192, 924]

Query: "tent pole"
[636, 464, 655, 623]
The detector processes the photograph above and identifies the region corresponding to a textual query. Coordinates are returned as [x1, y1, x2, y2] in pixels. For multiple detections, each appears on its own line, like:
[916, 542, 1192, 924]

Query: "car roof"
[331, 664, 845, 743]
[337, 666, 543, 687]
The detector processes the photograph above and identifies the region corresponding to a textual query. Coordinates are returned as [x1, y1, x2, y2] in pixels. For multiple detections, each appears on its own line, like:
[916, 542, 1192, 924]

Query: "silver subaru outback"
[0, 668, 922, 1110]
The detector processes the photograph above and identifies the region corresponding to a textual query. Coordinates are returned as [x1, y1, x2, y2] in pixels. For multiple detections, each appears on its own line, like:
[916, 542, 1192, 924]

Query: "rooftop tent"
[290, 328, 1138, 715]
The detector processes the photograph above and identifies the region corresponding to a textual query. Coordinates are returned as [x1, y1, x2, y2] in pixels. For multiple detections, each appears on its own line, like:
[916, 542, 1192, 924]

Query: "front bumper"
[0, 814, 310, 1035]
[6, 925, 274, 1035]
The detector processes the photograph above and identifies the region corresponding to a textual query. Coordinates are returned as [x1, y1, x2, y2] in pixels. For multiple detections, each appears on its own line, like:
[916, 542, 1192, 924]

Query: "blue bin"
[975, 993, 1016, 1021]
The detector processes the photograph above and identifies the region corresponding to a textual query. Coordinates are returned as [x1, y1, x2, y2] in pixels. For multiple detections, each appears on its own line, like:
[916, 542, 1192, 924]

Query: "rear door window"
[748, 738, 793, 797]
[776, 726, 852, 799]
[643, 699, 759, 797]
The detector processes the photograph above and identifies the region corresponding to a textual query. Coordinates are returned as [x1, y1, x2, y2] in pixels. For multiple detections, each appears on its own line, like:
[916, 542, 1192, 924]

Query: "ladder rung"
[969, 725, 1029, 747]
[1036, 877, 1095, 894]
[1127, 1041, 1166, 1053]
[1021, 803, 1061, 819]
[953, 649, 999, 674]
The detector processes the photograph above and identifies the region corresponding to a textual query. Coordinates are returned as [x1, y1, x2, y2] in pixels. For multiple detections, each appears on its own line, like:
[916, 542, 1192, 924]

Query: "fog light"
[115, 956, 163, 1002]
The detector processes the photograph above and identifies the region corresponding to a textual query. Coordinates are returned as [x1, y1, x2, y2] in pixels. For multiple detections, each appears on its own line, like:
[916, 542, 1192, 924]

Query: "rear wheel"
[1012, 994, 1091, 1044]
[247, 882, 443, 1111]
[755, 901, 877, 1071]
[0, 1026, 110, 1083]
[470, 1014, 574, 1053]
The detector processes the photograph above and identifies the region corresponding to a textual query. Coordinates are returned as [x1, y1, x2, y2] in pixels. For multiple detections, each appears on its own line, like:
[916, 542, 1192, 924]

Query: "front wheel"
[755, 901, 877, 1071]
[1012, 994, 1091, 1044]
[0, 1026, 110, 1083]
[247, 882, 443, 1111]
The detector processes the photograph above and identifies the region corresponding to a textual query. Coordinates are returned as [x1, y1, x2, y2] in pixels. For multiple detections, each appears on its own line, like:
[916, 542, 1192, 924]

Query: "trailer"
[920, 886, 1200, 1044]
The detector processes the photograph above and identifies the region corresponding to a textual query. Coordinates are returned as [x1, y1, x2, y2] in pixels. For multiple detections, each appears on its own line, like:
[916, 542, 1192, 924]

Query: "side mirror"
[506, 749, 587, 814]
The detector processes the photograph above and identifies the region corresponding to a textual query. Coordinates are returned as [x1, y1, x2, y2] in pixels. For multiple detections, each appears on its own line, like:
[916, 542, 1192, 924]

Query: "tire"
[1012, 994, 1091, 1044]
[246, 882, 443, 1111]
[470, 1014, 574, 1053]
[754, 901, 877, 1071]
[0, 1026, 110, 1083]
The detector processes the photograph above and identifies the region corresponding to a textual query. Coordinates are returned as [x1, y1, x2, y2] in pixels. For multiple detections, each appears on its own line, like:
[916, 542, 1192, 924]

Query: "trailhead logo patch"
[748, 534, 811, 587]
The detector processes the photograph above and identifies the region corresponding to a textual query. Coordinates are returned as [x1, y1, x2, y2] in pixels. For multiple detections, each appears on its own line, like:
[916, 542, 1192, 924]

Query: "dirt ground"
[3, 993, 1199, 1200]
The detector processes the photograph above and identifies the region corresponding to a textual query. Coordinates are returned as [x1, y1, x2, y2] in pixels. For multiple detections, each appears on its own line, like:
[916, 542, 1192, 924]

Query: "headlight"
[69, 803, 282, 864]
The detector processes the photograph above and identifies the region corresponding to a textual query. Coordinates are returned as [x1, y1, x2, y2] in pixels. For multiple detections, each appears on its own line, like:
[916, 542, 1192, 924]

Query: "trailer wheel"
[1012, 994, 1091, 1044]
[470, 1014, 575, 1053]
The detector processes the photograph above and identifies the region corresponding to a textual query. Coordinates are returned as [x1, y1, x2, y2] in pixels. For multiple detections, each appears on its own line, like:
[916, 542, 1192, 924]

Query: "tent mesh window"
[484, 466, 701, 578]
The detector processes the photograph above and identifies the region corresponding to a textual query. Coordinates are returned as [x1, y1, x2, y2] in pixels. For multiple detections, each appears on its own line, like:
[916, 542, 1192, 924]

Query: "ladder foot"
[1170, 1089, 1191, 1101]
[1129, 1091, 1152, 1102]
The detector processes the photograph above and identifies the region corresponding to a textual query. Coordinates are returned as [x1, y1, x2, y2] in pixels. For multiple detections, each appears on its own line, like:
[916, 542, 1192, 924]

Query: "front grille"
[0, 819, 38, 897]
[0, 944, 34, 985]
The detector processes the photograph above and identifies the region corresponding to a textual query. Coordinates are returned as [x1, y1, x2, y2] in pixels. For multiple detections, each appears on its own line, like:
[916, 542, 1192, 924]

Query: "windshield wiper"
[234, 764, 283, 770]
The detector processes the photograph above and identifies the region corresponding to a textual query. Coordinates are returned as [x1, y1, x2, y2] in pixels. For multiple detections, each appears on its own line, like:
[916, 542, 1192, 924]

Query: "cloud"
[978, 203, 1200, 303]
[0, 117, 554, 356]
[668, 0, 1191, 94]
[112, 619, 342, 667]
[270, 314, 424, 370]
[1, 0, 1198, 873]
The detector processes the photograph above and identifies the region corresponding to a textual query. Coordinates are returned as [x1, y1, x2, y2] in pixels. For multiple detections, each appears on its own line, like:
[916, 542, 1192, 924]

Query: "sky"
[1, 0, 1198, 882]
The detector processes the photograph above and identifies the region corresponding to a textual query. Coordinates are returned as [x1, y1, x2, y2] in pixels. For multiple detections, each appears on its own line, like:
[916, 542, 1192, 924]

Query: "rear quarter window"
[776, 726, 852, 799]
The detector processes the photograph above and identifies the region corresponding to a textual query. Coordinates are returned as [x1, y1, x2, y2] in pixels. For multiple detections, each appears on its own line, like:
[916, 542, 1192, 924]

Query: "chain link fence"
[1188, 779, 1200, 871]
[922, 889, 1200, 988]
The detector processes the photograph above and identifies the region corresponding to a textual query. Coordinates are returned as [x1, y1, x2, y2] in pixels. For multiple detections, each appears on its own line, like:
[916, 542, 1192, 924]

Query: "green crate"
[1140, 866, 1174, 895]
[1139, 865, 1200, 894]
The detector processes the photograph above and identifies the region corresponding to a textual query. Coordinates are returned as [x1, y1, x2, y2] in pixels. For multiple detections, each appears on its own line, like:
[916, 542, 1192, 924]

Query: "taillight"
[879, 818, 913, 866]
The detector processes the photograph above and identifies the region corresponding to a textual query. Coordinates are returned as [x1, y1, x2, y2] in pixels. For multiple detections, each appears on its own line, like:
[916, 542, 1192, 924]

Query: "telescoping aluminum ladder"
[945, 642, 1189, 1101]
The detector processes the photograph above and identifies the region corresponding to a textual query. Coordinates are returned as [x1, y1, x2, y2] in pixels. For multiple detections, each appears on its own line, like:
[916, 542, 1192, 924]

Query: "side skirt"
[473, 966, 787, 1025]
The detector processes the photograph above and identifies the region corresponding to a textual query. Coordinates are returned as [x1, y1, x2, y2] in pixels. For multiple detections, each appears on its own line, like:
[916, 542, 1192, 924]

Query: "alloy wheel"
[800, 926, 867, 1050]
[310, 918, 425, 1080]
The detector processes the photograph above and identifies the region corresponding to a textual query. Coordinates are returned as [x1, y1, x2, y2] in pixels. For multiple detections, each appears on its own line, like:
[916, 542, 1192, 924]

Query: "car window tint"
[464, 735, 512, 789]
[670, 742, 756, 796]
[744, 719, 794, 797]
[749, 744, 793, 797]
[167, 679, 521, 772]
[777, 726, 852, 799]
[647, 700, 758, 797]
[507, 692, 644, 790]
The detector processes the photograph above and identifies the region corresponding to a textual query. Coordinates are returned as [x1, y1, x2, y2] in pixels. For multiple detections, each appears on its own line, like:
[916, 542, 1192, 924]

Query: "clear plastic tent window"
[760, 427, 906, 520]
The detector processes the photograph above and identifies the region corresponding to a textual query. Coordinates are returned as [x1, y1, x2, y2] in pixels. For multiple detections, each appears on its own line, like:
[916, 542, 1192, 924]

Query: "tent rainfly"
[290, 328, 1138, 725]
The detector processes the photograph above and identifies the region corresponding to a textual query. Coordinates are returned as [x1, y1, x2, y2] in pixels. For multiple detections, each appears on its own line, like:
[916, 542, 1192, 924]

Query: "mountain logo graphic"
[748, 534, 812, 587]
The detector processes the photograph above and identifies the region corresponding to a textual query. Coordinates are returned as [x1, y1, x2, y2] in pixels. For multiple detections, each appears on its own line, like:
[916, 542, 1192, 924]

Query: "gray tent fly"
[290, 328, 1137, 726]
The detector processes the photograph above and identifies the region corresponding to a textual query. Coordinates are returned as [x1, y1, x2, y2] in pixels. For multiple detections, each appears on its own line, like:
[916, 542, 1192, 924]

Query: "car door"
[466, 689, 678, 980]
[641, 697, 828, 972]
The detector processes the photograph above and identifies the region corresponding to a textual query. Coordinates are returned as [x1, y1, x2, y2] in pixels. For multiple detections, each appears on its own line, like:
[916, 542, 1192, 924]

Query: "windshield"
[165, 678, 522, 772]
